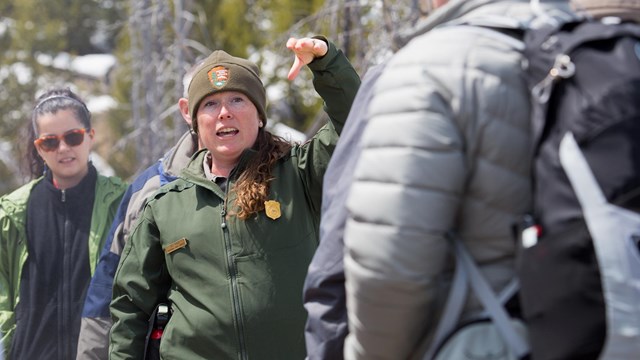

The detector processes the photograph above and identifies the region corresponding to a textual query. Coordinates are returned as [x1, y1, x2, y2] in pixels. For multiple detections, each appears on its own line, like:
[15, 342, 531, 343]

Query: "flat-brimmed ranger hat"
[571, 0, 640, 22]
[188, 50, 267, 133]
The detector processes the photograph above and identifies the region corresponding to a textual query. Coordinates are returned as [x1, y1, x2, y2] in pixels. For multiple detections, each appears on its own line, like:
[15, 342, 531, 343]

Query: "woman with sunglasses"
[0, 88, 126, 360]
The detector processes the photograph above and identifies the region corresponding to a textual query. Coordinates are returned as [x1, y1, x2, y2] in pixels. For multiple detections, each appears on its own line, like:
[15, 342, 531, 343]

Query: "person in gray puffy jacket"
[342, 1, 574, 359]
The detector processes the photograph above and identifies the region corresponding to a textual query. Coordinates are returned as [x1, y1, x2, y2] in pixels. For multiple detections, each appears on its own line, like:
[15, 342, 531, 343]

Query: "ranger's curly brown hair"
[231, 129, 293, 220]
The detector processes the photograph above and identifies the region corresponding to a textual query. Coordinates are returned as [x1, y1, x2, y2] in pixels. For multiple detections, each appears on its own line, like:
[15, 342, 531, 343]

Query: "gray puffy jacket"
[343, 1, 574, 359]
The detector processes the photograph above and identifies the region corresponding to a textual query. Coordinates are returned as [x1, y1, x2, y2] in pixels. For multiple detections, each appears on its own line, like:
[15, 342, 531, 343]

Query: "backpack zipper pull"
[532, 54, 576, 103]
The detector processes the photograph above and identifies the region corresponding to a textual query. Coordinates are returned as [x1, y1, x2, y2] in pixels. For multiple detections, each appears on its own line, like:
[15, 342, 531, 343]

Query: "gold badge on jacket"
[264, 200, 281, 220]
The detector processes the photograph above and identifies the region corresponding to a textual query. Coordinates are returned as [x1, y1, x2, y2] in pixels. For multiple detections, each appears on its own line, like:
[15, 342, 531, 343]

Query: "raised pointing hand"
[286, 37, 328, 81]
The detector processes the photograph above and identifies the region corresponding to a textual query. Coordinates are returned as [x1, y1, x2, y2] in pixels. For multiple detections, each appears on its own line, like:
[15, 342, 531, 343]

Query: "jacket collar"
[181, 147, 258, 191]
[160, 131, 197, 178]
[42, 163, 97, 202]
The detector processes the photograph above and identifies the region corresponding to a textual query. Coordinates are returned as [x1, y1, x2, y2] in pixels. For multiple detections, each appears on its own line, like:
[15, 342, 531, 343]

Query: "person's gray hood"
[395, 0, 576, 48]
[160, 131, 197, 178]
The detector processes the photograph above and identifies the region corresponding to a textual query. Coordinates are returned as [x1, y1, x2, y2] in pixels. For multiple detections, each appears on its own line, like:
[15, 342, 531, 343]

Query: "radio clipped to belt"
[144, 303, 172, 360]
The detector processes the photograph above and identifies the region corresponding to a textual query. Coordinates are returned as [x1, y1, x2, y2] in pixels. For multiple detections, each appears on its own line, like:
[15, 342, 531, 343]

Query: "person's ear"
[35, 144, 45, 159]
[178, 97, 192, 127]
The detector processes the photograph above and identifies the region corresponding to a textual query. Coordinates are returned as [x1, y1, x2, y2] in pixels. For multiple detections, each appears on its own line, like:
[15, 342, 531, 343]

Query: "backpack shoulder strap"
[529, 20, 640, 102]
[561, 21, 640, 54]
[559, 133, 640, 358]
[423, 240, 469, 360]
[424, 233, 529, 359]
[526, 20, 640, 153]
[450, 234, 530, 358]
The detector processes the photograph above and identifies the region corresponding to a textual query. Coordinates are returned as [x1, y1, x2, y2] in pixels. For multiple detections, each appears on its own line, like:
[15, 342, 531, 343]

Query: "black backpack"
[517, 19, 640, 360]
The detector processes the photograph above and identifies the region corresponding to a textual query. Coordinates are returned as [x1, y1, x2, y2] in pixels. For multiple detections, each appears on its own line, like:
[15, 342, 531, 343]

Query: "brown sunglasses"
[34, 128, 89, 152]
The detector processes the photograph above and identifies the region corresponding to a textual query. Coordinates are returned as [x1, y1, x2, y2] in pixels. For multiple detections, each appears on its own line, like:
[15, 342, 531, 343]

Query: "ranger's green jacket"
[110, 41, 360, 360]
[0, 174, 126, 355]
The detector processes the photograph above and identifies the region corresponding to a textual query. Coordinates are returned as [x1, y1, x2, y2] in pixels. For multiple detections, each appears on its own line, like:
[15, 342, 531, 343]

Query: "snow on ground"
[70, 54, 116, 78]
[86, 95, 117, 113]
[36, 52, 116, 79]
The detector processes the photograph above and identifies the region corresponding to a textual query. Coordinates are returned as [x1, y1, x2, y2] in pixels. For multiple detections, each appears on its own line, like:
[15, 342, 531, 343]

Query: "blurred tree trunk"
[173, 0, 188, 139]
[126, 0, 193, 172]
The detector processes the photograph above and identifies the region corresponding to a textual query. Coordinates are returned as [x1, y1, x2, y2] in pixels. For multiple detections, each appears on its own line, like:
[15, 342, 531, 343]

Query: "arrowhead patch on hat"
[208, 66, 229, 89]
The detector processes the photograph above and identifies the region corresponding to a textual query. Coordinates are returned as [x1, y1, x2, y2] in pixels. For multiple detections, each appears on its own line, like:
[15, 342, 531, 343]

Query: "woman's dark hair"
[232, 129, 293, 220]
[27, 88, 92, 178]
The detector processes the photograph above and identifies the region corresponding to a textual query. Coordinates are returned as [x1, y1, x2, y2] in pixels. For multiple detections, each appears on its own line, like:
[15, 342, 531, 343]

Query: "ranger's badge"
[264, 200, 281, 220]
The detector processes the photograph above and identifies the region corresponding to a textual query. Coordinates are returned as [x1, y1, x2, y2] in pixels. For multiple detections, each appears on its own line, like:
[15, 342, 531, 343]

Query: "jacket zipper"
[60, 188, 71, 359]
[221, 185, 248, 360]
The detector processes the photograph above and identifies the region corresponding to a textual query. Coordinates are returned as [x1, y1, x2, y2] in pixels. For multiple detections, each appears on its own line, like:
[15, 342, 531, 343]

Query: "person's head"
[187, 50, 291, 220]
[187, 50, 267, 167]
[570, 0, 640, 22]
[28, 88, 94, 189]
